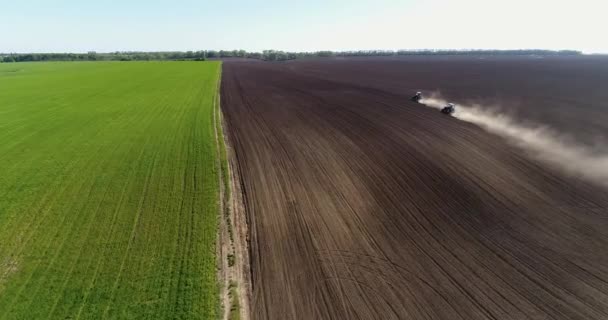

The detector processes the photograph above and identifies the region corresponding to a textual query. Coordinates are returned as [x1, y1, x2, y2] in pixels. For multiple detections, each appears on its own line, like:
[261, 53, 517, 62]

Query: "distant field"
[0, 62, 221, 319]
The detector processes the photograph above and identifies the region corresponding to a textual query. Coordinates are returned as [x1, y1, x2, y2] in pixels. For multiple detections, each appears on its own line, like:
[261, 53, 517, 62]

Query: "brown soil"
[216, 86, 251, 320]
[220, 56, 608, 320]
[223, 110, 252, 320]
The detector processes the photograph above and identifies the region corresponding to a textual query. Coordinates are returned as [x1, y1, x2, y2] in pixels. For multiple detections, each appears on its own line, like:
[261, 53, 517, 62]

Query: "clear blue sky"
[1, 0, 605, 53]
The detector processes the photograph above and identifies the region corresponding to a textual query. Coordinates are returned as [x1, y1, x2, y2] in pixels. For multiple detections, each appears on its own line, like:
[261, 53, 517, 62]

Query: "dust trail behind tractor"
[421, 94, 608, 187]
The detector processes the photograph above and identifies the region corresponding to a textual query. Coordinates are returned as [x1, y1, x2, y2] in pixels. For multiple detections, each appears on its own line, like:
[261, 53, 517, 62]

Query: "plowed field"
[221, 56, 608, 319]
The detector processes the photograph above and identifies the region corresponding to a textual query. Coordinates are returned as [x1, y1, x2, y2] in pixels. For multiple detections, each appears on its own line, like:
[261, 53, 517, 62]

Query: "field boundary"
[215, 63, 251, 320]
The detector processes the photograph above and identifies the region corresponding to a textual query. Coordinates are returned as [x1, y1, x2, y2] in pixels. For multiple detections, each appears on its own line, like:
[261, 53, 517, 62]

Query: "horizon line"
[1, 48, 598, 55]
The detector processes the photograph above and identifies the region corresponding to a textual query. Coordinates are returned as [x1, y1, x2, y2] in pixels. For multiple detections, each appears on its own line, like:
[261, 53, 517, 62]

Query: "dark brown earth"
[220, 56, 608, 320]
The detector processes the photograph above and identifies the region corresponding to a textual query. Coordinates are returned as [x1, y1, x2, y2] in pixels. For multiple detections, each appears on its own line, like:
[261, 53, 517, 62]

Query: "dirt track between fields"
[221, 56, 608, 320]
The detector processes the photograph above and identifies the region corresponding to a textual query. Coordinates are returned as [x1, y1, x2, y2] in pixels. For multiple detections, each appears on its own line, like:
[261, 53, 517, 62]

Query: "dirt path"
[216, 79, 251, 320]
[224, 117, 252, 319]
[221, 57, 608, 320]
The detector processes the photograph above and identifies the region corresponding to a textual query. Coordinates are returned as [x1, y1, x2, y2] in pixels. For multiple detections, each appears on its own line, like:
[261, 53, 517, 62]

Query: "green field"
[0, 62, 222, 319]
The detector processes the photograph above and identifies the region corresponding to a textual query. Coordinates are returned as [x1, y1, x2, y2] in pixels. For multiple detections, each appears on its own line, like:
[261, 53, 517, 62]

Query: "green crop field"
[0, 61, 222, 319]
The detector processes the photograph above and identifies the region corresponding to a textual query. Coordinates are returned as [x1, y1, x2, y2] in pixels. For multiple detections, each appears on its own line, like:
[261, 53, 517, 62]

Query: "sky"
[1, 0, 606, 53]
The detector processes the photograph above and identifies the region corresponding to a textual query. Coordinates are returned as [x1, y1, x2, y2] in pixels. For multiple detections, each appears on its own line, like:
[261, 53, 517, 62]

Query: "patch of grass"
[228, 281, 240, 320]
[215, 78, 231, 206]
[0, 61, 222, 319]
[214, 73, 235, 248]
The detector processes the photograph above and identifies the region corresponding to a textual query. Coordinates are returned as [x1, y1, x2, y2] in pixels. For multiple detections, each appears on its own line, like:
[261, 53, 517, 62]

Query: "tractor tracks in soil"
[221, 57, 608, 320]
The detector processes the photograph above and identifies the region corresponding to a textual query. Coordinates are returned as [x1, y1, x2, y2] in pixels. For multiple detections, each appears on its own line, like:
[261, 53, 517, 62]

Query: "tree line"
[1, 49, 582, 63]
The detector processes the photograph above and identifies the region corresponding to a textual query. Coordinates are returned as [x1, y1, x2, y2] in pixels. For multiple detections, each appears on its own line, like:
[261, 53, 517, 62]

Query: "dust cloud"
[420, 93, 608, 187]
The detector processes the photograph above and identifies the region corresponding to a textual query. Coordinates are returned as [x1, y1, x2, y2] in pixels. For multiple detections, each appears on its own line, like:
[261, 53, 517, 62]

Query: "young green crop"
[0, 61, 222, 319]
